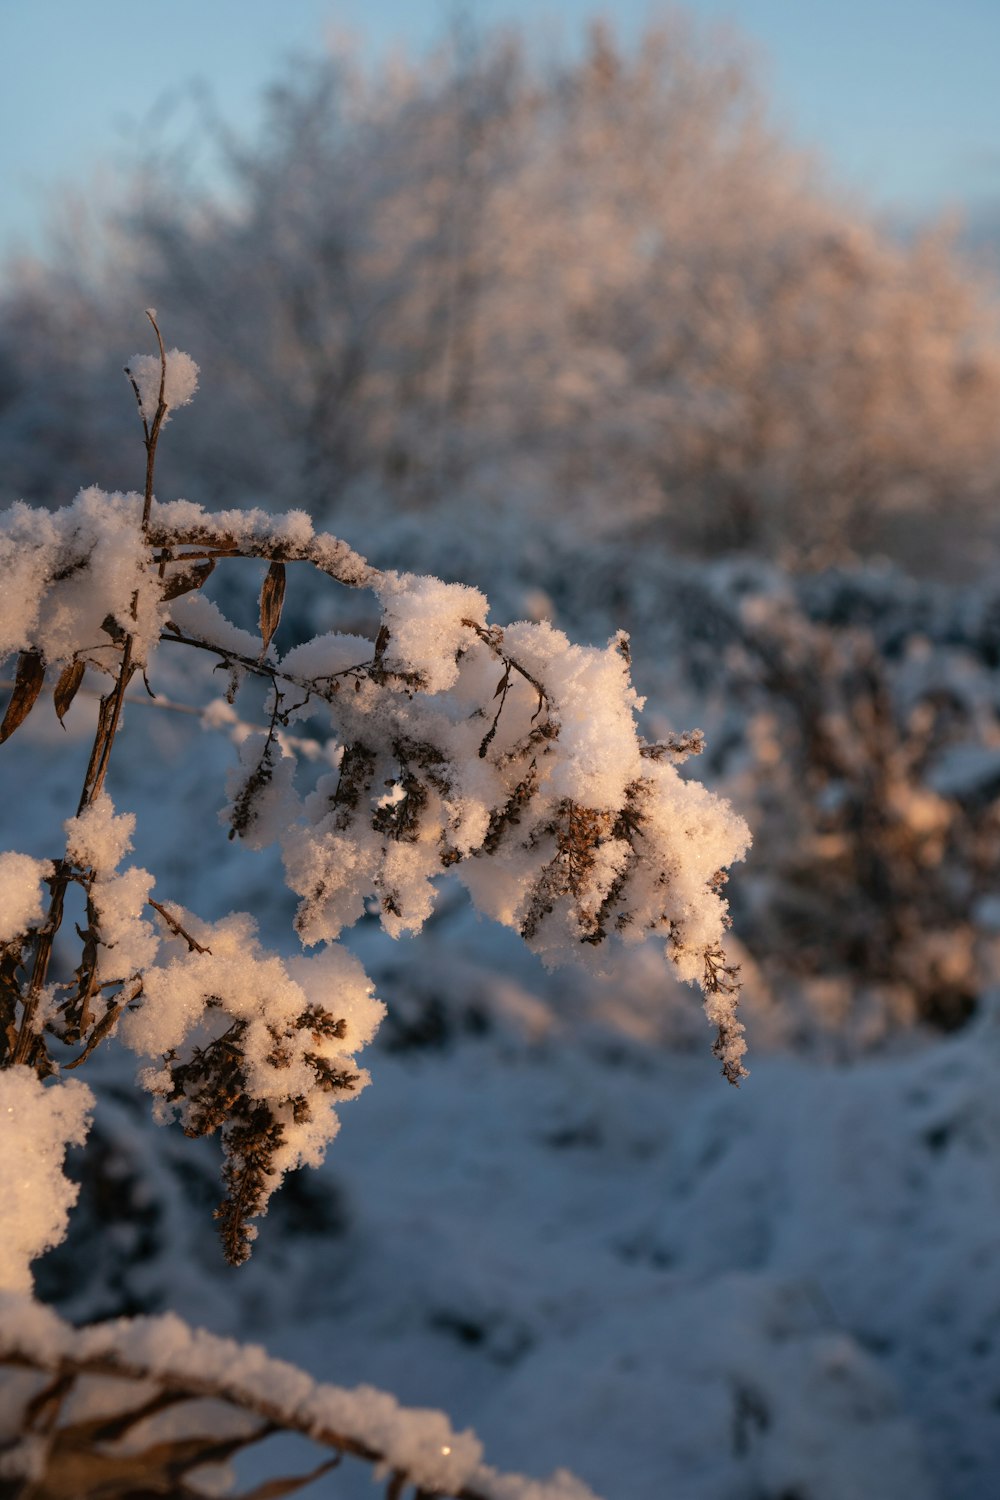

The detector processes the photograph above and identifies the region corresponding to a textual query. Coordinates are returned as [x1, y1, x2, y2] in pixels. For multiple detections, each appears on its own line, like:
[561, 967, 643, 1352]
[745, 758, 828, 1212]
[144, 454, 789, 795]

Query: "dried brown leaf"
[161, 558, 215, 601]
[238, 1455, 343, 1498]
[34, 1423, 260, 1499]
[259, 561, 286, 655]
[65, 994, 133, 1070]
[0, 650, 45, 743]
[100, 613, 127, 645]
[53, 659, 85, 725]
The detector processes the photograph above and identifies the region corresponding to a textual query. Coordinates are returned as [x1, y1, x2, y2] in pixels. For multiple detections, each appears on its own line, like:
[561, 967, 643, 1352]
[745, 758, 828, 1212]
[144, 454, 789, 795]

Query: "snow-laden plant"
[0, 316, 748, 1497]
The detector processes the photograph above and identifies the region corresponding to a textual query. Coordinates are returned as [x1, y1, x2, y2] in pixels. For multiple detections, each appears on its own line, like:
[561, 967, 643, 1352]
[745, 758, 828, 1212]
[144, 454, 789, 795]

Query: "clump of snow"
[279, 630, 376, 684]
[91, 866, 159, 981]
[127, 349, 199, 424]
[0, 1293, 75, 1366]
[63, 795, 159, 979]
[501, 622, 643, 809]
[0, 487, 165, 667]
[376, 572, 488, 692]
[122, 912, 384, 1197]
[0, 1071, 93, 1292]
[168, 592, 263, 662]
[275, 605, 747, 997]
[0, 854, 52, 944]
[65, 792, 135, 875]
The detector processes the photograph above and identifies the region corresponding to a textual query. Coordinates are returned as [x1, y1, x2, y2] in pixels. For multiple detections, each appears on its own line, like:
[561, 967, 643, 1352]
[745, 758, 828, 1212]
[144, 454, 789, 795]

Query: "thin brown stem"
[461, 618, 551, 708]
[15, 638, 142, 1057]
[148, 899, 211, 954]
[159, 627, 373, 699]
[14, 320, 168, 1070]
[142, 308, 168, 528]
[85, 636, 136, 807]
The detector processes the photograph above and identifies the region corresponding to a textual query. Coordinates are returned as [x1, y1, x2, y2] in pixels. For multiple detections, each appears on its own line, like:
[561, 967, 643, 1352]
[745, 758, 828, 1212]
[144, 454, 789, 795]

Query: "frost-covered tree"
[0, 321, 748, 1497]
[1, 18, 998, 566]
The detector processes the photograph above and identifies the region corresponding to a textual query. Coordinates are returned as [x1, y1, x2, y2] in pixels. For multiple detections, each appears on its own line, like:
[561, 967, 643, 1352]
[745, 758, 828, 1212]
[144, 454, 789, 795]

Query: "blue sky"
[2, 0, 999, 259]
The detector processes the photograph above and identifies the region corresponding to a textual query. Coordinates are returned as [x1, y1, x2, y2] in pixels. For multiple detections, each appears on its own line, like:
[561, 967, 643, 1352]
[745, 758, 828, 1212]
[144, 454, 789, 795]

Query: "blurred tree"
[1, 17, 999, 567]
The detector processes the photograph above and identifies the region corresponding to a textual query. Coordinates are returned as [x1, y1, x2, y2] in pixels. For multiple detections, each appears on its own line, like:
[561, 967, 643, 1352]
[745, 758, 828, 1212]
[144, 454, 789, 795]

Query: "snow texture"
[0, 1072, 93, 1292]
[375, 571, 488, 693]
[0, 854, 52, 945]
[64, 792, 136, 875]
[0, 487, 165, 667]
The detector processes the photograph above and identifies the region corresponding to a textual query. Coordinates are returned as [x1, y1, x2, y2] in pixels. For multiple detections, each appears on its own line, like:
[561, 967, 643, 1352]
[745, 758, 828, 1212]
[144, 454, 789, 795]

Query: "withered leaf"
[65, 993, 132, 1070]
[35, 1421, 263, 1498]
[53, 658, 86, 725]
[0, 650, 44, 744]
[236, 1455, 343, 1498]
[161, 558, 215, 601]
[259, 561, 286, 656]
[100, 613, 127, 645]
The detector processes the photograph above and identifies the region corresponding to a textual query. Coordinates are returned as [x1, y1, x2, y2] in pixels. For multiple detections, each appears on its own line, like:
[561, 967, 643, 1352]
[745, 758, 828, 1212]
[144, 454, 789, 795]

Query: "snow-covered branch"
[0, 1298, 601, 1500]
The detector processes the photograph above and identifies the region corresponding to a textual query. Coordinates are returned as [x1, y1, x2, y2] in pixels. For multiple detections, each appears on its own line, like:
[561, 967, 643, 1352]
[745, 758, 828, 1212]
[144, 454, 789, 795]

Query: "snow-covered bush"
[710, 587, 1000, 1036]
[0, 319, 748, 1497]
[520, 542, 1000, 1047]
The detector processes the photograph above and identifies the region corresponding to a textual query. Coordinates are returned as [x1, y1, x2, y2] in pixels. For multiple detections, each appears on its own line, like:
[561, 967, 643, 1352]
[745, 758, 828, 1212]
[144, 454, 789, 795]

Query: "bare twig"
[159, 627, 383, 701]
[461, 618, 550, 709]
[142, 308, 168, 527]
[148, 900, 212, 954]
